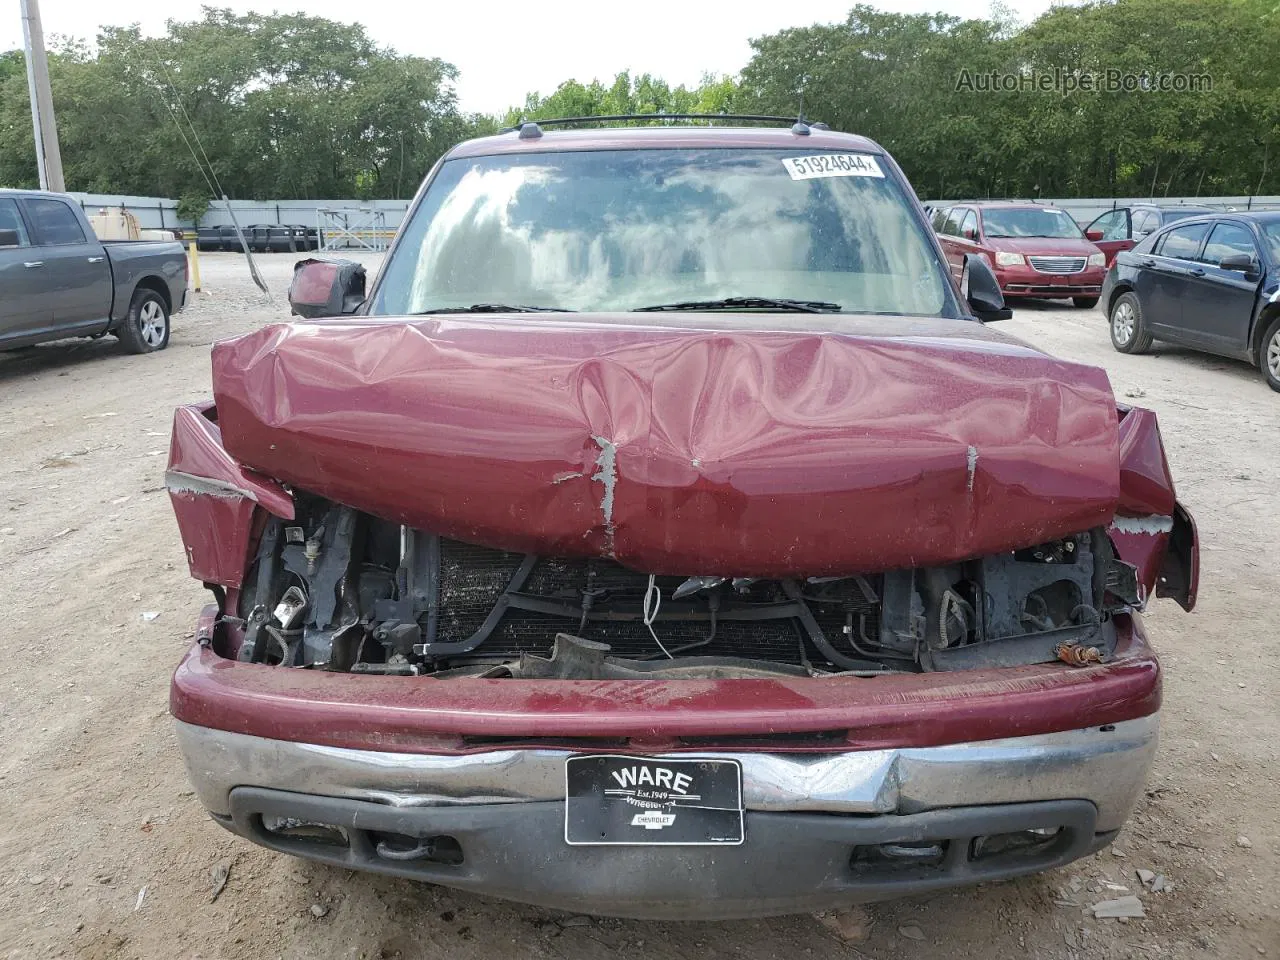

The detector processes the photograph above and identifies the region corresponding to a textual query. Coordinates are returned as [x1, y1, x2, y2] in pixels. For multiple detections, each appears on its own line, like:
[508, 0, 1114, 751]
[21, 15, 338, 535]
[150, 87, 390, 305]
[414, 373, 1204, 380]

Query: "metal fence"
[63, 191, 1280, 242]
[65, 192, 412, 246]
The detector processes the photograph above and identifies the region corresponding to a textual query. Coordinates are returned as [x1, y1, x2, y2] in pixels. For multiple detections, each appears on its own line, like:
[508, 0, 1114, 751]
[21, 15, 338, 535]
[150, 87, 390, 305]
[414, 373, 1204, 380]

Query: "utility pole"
[20, 0, 65, 192]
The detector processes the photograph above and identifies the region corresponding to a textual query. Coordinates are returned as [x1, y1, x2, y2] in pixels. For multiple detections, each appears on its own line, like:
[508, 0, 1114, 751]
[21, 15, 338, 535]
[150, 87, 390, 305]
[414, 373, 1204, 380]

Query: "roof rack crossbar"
[502, 114, 821, 134]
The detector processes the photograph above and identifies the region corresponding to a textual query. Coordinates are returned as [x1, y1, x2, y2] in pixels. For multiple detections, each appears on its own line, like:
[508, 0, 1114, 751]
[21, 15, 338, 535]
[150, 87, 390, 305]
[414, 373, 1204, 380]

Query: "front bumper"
[1004, 285, 1102, 298]
[223, 789, 1108, 919]
[996, 265, 1105, 298]
[176, 714, 1157, 918]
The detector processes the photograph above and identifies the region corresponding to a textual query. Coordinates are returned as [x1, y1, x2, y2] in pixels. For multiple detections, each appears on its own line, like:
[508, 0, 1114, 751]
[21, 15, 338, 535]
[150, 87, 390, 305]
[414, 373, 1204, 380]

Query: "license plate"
[564, 755, 744, 846]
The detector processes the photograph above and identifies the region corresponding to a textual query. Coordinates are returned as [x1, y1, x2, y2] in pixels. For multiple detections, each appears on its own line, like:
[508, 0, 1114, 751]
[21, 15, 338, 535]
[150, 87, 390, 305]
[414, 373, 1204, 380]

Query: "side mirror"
[962, 253, 1012, 322]
[1085, 229, 1104, 241]
[1218, 253, 1257, 276]
[962, 227, 977, 240]
[0, 228, 20, 248]
[288, 258, 366, 318]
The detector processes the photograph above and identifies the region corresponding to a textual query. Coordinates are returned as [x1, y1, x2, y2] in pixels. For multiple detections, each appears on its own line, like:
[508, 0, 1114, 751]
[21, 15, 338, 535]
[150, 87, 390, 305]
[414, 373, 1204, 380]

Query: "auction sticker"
[782, 154, 884, 180]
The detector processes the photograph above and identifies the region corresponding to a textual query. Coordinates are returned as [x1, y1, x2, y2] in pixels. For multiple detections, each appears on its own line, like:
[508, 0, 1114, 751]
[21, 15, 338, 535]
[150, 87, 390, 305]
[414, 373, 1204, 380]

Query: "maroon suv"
[935, 202, 1108, 308]
[167, 121, 1197, 920]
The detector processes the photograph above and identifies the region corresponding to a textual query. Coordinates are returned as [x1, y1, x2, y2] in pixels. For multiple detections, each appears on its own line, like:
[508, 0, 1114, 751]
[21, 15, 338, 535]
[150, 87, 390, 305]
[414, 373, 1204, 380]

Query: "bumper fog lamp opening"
[852, 839, 948, 871]
[262, 816, 349, 847]
[971, 827, 1063, 861]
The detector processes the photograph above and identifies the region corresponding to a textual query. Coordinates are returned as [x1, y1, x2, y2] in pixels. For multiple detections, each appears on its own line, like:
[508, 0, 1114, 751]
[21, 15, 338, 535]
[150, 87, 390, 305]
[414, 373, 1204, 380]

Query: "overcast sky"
[1, 0, 1064, 115]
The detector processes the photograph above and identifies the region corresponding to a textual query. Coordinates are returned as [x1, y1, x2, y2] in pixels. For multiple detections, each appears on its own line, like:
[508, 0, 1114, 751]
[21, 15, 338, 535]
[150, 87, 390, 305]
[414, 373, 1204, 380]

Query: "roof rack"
[504, 114, 830, 139]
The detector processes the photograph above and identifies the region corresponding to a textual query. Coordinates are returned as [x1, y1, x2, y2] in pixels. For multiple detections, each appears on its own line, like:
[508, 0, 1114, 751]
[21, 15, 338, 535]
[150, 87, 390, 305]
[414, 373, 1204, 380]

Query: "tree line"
[1, 0, 1277, 208]
[0, 10, 485, 213]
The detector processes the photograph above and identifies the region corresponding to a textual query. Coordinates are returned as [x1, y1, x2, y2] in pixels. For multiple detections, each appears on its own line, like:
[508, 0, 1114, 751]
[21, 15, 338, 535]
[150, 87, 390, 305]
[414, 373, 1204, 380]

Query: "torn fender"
[210, 314, 1123, 576]
[167, 404, 294, 587]
[1110, 406, 1198, 611]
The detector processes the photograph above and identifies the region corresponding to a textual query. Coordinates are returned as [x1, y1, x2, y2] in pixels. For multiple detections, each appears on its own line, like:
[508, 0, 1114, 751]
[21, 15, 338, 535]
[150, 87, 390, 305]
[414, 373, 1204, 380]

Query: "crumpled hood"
[211, 313, 1120, 576]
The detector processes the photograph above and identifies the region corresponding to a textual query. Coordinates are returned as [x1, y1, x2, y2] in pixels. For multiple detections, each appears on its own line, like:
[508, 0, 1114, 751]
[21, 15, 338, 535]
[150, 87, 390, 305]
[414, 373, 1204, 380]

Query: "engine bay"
[220, 493, 1142, 678]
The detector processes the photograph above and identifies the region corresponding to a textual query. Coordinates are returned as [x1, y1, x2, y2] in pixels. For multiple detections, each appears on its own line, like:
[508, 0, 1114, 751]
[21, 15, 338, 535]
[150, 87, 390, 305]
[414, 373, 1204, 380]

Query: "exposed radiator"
[435, 539, 882, 666]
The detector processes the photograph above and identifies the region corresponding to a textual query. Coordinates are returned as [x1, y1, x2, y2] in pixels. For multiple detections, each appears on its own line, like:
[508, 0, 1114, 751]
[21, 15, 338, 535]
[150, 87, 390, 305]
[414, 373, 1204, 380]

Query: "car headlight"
[1088, 252, 1106, 267]
[994, 252, 1024, 267]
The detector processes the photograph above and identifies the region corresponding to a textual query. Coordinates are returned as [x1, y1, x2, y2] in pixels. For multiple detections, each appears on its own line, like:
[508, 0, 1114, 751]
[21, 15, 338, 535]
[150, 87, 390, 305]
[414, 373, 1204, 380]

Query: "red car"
[935, 202, 1108, 308]
[167, 120, 1197, 920]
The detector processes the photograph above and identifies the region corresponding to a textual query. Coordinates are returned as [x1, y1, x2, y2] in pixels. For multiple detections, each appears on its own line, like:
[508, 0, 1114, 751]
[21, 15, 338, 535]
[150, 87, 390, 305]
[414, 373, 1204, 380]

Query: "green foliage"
[0, 11, 483, 198]
[1, 1, 1277, 201]
[504, 71, 738, 127]
[735, 0, 1280, 198]
[508, 0, 1279, 198]
[176, 193, 210, 223]
[0, 49, 23, 83]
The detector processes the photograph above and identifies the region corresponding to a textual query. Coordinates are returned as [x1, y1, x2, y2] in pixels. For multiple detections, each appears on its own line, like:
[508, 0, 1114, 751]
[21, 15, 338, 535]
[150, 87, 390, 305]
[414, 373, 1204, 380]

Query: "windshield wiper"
[412, 303, 574, 314]
[632, 296, 842, 314]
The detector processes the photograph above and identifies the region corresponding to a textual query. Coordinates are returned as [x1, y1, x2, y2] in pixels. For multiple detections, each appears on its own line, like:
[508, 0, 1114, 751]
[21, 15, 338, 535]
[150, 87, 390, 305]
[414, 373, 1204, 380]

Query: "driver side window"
[1201, 222, 1256, 266]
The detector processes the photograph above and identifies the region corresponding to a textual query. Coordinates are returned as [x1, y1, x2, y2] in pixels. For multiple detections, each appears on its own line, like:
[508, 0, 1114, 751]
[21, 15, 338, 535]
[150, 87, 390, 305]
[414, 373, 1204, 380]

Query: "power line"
[122, 41, 270, 297]
[151, 54, 227, 202]
[121, 43, 219, 200]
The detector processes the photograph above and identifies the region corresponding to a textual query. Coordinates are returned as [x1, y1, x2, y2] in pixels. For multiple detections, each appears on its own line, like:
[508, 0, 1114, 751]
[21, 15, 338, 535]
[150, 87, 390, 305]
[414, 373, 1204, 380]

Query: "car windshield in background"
[1162, 210, 1214, 224]
[373, 148, 950, 317]
[983, 208, 1084, 239]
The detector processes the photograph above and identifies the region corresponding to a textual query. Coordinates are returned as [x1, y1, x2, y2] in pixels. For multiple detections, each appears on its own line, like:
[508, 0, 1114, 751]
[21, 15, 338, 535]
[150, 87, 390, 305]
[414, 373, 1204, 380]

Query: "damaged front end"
[223, 502, 1137, 678]
[168, 318, 1197, 683]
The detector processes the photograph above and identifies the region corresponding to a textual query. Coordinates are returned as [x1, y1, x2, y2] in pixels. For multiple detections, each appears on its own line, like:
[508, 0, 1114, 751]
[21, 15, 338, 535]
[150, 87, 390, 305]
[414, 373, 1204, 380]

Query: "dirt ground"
[1, 252, 1276, 960]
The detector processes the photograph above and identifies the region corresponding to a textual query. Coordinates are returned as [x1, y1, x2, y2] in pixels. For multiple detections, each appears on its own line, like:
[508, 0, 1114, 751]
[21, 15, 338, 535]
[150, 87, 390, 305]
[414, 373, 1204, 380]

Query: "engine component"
[272, 586, 308, 629]
[231, 495, 1131, 677]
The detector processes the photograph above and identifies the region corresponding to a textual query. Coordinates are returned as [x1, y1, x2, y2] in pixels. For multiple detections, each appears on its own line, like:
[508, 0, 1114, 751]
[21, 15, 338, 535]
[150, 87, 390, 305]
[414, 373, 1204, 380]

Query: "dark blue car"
[1101, 211, 1280, 391]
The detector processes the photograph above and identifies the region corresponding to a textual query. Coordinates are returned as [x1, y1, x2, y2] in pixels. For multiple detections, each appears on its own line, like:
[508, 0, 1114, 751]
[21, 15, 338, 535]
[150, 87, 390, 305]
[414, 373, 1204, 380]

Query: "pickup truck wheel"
[1072, 296, 1100, 309]
[118, 289, 170, 354]
[1260, 314, 1280, 393]
[1109, 292, 1152, 354]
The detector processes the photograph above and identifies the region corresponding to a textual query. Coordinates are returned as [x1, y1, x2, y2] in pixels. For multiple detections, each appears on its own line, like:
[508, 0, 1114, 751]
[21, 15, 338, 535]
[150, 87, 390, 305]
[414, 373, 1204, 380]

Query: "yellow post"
[188, 240, 202, 292]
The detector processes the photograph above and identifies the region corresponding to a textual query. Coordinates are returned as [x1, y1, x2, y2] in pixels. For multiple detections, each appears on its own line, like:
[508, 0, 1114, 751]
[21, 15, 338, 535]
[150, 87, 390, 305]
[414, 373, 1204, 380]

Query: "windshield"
[983, 208, 1084, 239]
[372, 148, 950, 316]
[1162, 210, 1213, 224]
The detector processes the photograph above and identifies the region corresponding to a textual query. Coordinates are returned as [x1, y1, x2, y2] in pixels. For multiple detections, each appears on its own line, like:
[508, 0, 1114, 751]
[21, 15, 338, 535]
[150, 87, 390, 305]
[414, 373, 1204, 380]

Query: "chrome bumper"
[176, 714, 1157, 833]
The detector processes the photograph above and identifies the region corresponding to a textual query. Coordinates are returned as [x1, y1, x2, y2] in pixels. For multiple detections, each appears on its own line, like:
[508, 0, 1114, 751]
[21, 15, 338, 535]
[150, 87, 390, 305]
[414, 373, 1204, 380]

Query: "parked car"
[935, 202, 1107, 308]
[0, 188, 188, 353]
[1102, 211, 1280, 390]
[167, 121, 1196, 920]
[1084, 204, 1217, 266]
